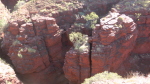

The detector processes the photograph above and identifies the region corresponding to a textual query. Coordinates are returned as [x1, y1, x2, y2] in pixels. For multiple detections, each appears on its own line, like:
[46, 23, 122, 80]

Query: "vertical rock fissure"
[29, 13, 47, 67]
[89, 41, 92, 76]
[39, 20, 51, 67]
[42, 37, 53, 66]
[28, 12, 37, 36]
[43, 23, 55, 69]
[31, 21, 37, 36]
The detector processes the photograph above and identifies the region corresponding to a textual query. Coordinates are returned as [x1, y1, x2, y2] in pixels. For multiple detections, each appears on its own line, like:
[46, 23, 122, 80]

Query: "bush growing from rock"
[84, 12, 99, 29]
[14, 0, 26, 11]
[69, 32, 89, 52]
[82, 71, 122, 84]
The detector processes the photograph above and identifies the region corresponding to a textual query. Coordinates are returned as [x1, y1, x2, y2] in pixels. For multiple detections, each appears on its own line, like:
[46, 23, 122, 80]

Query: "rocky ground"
[0, 59, 22, 84]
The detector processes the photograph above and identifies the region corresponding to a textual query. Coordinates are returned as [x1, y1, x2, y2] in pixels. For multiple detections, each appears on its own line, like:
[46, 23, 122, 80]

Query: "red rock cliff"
[1, 17, 68, 84]
[91, 11, 138, 75]
[63, 11, 138, 84]
[114, 0, 150, 75]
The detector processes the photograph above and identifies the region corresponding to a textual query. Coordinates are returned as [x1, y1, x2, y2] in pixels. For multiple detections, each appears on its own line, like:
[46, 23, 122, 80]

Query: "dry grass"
[114, 0, 150, 11]
[0, 1, 10, 34]
[10, 0, 119, 22]
[10, 0, 84, 22]
[82, 71, 150, 84]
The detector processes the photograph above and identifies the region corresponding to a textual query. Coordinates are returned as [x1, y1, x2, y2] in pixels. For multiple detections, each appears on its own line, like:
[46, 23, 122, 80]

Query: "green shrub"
[74, 23, 84, 28]
[12, 40, 21, 46]
[84, 12, 99, 29]
[14, 0, 26, 11]
[27, 47, 36, 53]
[0, 18, 8, 33]
[69, 32, 88, 52]
[17, 47, 36, 58]
[82, 71, 122, 84]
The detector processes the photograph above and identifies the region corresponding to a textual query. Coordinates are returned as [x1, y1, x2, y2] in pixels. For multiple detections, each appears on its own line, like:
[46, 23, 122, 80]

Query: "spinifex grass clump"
[115, 0, 150, 11]
[82, 71, 122, 84]
[69, 32, 89, 52]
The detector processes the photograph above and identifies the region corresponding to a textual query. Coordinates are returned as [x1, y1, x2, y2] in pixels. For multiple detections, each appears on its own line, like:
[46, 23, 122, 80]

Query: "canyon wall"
[91, 12, 138, 75]
[0, 0, 150, 84]
[113, 0, 150, 75]
[1, 17, 68, 84]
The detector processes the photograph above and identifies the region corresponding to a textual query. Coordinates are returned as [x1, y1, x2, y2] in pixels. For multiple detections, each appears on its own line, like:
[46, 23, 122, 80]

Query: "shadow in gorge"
[0, 39, 13, 66]
[117, 53, 150, 77]
[0, 38, 24, 82]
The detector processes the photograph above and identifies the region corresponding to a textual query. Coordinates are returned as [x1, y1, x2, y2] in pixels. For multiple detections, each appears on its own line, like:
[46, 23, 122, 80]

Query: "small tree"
[69, 32, 89, 52]
[84, 12, 99, 29]
[14, 0, 26, 11]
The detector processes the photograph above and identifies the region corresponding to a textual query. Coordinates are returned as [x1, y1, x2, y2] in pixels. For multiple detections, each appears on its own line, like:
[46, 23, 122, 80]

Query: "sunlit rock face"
[1, 17, 68, 84]
[91, 10, 138, 75]
[63, 9, 138, 84]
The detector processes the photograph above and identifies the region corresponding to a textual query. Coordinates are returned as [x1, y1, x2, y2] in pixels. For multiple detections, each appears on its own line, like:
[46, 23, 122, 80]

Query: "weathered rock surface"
[113, 0, 150, 75]
[1, 17, 68, 84]
[91, 11, 138, 75]
[63, 48, 90, 84]
[63, 11, 138, 84]
[1, 0, 150, 83]
[114, 0, 150, 54]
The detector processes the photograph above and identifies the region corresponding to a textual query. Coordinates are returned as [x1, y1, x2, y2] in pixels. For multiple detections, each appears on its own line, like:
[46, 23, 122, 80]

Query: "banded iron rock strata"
[1, 17, 68, 84]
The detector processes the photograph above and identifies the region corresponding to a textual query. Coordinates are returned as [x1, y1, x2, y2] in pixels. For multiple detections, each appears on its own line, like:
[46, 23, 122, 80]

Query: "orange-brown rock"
[112, 0, 150, 75]
[91, 11, 138, 75]
[1, 17, 68, 84]
[63, 48, 90, 84]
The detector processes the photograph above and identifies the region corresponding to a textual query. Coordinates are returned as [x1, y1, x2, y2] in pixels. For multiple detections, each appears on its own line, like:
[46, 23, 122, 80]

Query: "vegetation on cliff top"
[69, 32, 89, 52]
[82, 71, 150, 84]
[0, 1, 10, 34]
[10, 0, 117, 22]
[11, 0, 84, 21]
[115, 0, 150, 11]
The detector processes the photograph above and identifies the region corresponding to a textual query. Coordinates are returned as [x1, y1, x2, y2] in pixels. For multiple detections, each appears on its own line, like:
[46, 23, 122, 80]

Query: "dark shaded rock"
[1, 0, 18, 10]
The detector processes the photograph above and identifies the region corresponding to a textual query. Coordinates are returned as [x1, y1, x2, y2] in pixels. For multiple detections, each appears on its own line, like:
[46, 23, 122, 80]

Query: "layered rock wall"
[113, 0, 150, 75]
[91, 12, 138, 75]
[1, 17, 68, 84]
[63, 11, 138, 84]
[63, 46, 90, 84]
[1, 0, 150, 84]
[115, 0, 150, 54]
[129, 13, 150, 54]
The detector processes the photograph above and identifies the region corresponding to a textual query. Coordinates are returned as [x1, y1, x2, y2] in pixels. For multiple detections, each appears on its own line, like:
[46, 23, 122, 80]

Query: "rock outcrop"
[113, 0, 150, 75]
[91, 10, 138, 75]
[63, 10, 138, 84]
[114, 0, 150, 54]
[63, 49, 90, 84]
[1, 17, 68, 84]
[1, 0, 150, 84]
